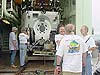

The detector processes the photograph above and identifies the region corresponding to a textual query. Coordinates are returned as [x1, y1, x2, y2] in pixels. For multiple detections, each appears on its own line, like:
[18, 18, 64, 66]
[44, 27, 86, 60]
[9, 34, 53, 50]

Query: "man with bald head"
[54, 24, 88, 75]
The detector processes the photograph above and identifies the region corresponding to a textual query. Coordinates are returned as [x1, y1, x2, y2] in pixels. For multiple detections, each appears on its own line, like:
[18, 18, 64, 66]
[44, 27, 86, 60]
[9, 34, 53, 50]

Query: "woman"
[54, 24, 65, 75]
[19, 27, 29, 67]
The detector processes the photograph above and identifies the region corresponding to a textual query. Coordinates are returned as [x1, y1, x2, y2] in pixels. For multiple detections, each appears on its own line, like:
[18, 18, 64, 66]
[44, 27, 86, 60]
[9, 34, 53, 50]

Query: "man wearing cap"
[9, 27, 18, 68]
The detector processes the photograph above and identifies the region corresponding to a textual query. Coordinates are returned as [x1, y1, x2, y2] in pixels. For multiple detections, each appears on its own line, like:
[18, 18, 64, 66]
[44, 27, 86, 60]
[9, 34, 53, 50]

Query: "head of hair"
[12, 27, 17, 31]
[65, 24, 75, 34]
[21, 27, 26, 32]
[81, 25, 89, 33]
[56, 24, 65, 34]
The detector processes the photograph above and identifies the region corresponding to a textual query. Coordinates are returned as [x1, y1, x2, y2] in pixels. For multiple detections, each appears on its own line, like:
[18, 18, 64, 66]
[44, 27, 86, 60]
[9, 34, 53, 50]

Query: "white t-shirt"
[55, 34, 65, 50]
[19, 33, 29, 44]
[82, 35, 96, 55]
[9, 32, 18, 50]
[56, 35, 88, 72]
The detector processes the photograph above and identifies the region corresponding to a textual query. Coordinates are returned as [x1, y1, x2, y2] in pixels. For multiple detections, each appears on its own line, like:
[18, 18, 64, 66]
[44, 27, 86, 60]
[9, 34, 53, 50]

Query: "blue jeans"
[20, 44, 27, 66]
[10, 50, 17, 65]
[82, 53, 92, 75]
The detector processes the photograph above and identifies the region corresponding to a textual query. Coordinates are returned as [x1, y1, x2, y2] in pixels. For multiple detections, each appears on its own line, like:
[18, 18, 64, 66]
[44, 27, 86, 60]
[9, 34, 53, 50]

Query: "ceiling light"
[2, 20, 10, 24]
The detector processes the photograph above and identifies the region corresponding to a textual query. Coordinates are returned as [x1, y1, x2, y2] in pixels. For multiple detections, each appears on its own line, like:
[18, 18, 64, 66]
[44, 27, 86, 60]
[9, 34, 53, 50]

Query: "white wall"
[92, 0, 100, 34]
[76, 0, 92, 35]
[92, 0, 100, 40]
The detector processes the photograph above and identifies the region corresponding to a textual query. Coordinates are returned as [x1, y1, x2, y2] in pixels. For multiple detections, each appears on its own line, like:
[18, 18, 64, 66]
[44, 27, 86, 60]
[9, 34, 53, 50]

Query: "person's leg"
[20, 45, 24, 66]
[10, 50, 17, 65]
[82, 53, 87, 75]
[82, 66, 86, 75]
[24, 45, 27, 63]
[85, 54, 92, 75]
[20, 44, 27, 66]
[10, 50, 13, 65]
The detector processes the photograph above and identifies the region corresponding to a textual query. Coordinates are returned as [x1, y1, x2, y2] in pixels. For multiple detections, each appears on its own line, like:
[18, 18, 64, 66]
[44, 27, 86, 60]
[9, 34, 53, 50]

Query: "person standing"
[9, 27, 18, 68]
[80, 25, 97, 75]
[19, 27, 29, 67]
[54, 24, 65, 70]
[55, 24, 87, 75]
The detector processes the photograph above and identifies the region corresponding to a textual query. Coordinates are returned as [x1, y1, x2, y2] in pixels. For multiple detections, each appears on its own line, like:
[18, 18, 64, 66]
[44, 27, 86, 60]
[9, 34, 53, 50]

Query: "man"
[80, 25, 97, 75]
[19, 27, 29, 67]
[9, 27, 18, 68]
[55, 24, 88, 75]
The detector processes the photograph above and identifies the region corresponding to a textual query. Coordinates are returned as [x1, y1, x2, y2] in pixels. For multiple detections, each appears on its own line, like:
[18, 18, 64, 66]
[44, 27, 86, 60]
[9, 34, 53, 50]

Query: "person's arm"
[13, 40, 17, 48]
[82, 38, 88, 67]
[56, 55, 62, 66]
[54, 55, 62, 75]
[82, 52, 87, 67]
[13, 40, 17, 45]
[88, 47, 97, 51]
[55, 35, 60, 46]
[88, 37, 97, 51]
[54, 39, 65, 75]
[56, 40, 60, 46]
[12, 32, 17, 50]
[24, 31, 29, 40]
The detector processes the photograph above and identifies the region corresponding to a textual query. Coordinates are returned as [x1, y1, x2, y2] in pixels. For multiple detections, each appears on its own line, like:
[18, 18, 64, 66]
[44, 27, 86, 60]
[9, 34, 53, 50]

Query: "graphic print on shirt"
[68, 40, 80, 53]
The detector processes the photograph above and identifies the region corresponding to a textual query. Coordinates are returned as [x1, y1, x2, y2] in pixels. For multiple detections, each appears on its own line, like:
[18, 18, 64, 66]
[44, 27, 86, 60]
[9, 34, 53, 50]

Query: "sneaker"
[11, 65, 17, 68]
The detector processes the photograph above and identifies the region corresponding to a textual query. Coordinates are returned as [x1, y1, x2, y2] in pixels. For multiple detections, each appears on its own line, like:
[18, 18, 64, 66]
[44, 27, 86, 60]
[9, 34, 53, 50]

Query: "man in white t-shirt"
[9, 27, 18, 68]
[80, 25, 97, 75]
[55, 24, 88, 75]
[19, 27, 29, 67]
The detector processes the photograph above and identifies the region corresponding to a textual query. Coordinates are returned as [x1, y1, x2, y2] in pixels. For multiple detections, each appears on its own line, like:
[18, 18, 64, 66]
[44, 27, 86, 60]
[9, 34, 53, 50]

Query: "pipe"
[2, 0, 18, 22]
[0, 0, 3, 18]
[7, 0, 19, 18]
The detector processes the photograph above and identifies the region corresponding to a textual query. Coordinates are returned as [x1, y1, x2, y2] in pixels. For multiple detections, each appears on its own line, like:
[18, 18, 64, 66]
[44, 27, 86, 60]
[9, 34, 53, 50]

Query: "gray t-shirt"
[9, 32, 18, 50]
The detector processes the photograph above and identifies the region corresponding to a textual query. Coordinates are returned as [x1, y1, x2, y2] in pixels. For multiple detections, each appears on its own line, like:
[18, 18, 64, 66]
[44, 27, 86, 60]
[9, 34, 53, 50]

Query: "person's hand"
[14, 45, 17, 50]
[82, 61, 86, 67]
[24, 31, 28, 35]
[54, 66, 61, 75]
[56, 40, 61, 46]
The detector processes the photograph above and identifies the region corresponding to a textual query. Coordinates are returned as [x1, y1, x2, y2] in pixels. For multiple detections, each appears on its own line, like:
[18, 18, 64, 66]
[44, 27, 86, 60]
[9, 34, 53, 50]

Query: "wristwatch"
[56, 65, 60, 66]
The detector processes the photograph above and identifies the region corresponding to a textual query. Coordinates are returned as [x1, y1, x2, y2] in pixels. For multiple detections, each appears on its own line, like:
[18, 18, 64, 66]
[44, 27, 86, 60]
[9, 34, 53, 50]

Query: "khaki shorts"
[62, 72, 81, 75]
